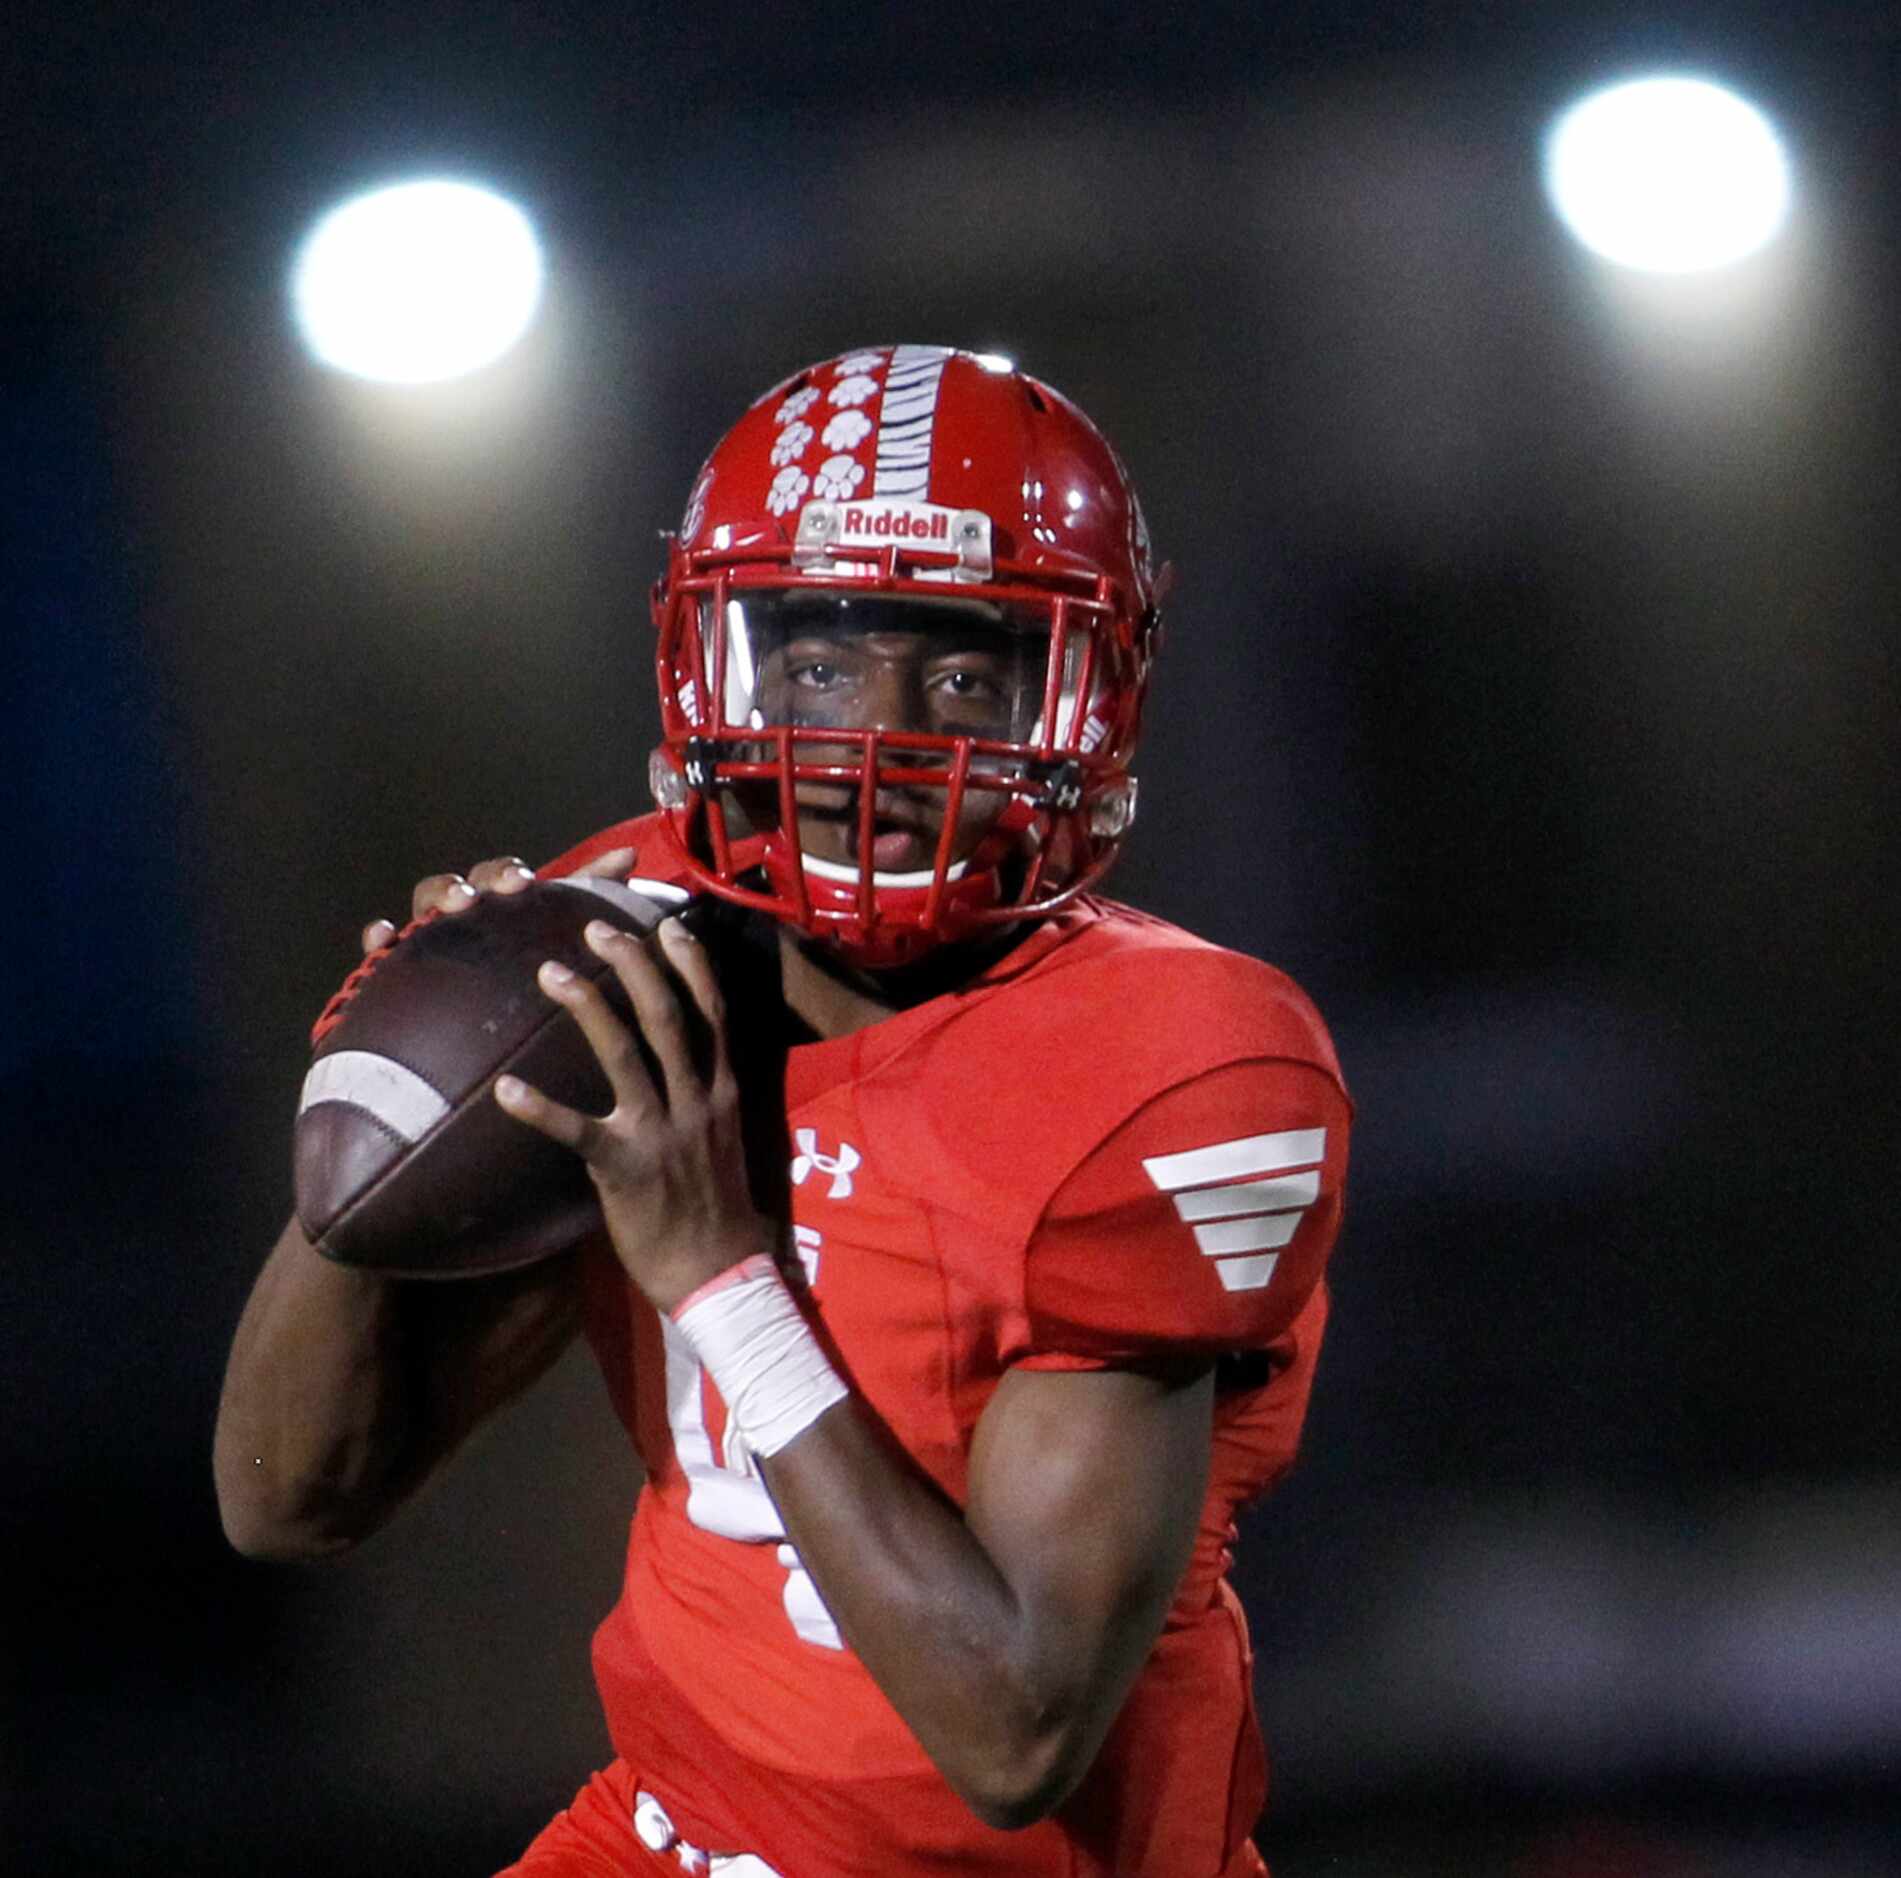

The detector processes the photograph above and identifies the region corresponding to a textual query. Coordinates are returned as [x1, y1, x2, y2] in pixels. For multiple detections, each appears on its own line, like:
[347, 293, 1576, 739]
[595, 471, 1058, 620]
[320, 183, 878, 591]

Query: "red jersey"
[543, 816, 1351, 1876]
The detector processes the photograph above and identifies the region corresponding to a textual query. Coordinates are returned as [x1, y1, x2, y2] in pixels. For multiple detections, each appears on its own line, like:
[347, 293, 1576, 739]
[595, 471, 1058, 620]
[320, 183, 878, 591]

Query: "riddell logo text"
[840, 506, 950, 540]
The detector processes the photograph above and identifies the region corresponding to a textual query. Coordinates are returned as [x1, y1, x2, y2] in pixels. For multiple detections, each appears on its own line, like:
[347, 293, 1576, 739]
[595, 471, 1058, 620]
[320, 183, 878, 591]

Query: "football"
[293, 876, 699, 1278]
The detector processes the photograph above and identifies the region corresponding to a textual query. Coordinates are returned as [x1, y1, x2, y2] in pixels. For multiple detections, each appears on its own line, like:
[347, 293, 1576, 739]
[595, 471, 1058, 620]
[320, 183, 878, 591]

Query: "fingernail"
[495, 1074, 525, 1102]
[585, 919, 621, 947]
[447, 881, 476, 904]
[507, 863, 535, 882]
[539, 959, 575, 986]
[659, 919, 696, 948]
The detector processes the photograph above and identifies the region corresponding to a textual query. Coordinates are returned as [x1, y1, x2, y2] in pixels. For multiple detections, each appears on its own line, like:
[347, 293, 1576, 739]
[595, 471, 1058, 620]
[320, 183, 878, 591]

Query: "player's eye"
[929, 659, 1010, 699]
[925, 657, 1017, 732]
[786, 658, 850, 693]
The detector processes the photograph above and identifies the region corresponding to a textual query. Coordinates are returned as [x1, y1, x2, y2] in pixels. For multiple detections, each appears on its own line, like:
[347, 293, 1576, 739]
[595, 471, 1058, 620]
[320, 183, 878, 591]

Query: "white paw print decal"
[828, 373, 879, 409]
[767, 465, 811, 515]
[775, 387, 820, 425]
[821, 409, 872, 451]
[770, 420, 814, 467]
[835, 351, 885, 377]
[812, 454, 865, 500]
[681, 468, 713, 543]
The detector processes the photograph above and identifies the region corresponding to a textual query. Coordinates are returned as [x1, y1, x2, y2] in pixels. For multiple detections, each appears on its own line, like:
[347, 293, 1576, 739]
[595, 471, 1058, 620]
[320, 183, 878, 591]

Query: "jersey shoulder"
[1069, 897, 1341, 1074]
[539, 811, 688, 888]
[949, 893, 1346, 1127]
[919, 900, 1352, 1359]
[871, 896, 1346, 1234]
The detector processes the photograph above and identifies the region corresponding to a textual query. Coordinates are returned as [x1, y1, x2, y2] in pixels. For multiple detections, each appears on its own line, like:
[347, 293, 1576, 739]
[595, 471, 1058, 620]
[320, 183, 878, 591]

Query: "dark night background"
[5, 3, 1897, 1873]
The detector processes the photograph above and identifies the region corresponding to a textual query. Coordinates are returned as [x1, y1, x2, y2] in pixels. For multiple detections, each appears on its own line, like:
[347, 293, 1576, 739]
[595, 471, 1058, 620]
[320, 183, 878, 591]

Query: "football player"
[215, 346, 1352, 1876]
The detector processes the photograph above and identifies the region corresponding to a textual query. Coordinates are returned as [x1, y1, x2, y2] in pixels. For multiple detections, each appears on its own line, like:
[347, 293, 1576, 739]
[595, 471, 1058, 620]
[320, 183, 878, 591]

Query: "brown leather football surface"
[293, 877, 694, 1278]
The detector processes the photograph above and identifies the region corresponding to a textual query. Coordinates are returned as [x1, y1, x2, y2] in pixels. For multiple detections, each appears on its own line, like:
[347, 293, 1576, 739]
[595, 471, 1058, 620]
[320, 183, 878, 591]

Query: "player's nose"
[855, 659, 926, 734]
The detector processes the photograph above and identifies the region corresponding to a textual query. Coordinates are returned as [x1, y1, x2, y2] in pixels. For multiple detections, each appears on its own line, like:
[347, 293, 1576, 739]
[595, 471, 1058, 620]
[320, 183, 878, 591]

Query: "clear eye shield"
[714, 591, 1069, 749]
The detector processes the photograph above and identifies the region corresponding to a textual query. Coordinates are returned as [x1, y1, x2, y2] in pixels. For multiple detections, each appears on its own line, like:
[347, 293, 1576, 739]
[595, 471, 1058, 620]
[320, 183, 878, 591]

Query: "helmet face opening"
[708, 591, 1065, 880]
[720, 591, 1058, 745]
[648, 346, 1160, 970]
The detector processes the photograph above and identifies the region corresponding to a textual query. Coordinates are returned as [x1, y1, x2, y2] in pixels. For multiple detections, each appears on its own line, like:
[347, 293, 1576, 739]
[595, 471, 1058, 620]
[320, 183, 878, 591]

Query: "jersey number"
[658, 1236, 843, 1652]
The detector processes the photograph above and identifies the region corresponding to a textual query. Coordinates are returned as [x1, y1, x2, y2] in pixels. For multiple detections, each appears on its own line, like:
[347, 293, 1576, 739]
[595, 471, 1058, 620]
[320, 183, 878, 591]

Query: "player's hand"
[358, 847, 637, 955]
[493, 917, 773, 1315]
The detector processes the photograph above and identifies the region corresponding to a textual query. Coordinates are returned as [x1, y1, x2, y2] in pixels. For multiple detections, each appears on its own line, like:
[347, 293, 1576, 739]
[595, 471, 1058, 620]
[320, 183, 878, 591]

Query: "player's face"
[724, 595, 1051, 877]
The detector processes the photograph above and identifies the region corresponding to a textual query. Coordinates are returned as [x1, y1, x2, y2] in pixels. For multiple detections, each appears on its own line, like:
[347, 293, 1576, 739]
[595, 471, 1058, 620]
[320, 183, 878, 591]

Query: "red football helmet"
[646, 346, 1165, 970]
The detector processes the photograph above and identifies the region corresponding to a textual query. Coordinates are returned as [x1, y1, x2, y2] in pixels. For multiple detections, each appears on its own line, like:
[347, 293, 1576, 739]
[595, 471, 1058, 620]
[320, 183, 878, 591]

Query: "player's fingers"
[537, 956, 663, 1120]
[572, 845, 637, 880]
[586, 920, 701, 1114]
[657, 919, 732, 1097]
[412, 872, 478, 921]
[468, 855, 536, 894]
[493, 1072, 597, 1157]
[360, 917, 397, 955]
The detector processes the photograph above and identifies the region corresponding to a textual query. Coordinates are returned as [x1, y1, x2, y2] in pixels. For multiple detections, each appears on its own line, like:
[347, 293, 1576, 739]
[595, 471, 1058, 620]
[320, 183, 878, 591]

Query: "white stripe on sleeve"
[1213, 1253, 1281, 1292]
[1141, 1127, 1325, 1193]
[1171, 1169, 1320, 1222]
[1191, 1212, 1303, 1257]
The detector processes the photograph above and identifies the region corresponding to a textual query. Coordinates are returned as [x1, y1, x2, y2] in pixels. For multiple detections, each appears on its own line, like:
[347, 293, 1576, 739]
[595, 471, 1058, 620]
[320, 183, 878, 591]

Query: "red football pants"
[498, 1758, 1271, 1878]
[496, 1760, 674, 1877]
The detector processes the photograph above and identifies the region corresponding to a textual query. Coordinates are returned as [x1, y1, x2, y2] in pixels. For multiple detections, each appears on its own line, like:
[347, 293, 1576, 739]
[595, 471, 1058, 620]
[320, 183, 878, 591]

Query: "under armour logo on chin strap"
[790, 1129, 861, 1200]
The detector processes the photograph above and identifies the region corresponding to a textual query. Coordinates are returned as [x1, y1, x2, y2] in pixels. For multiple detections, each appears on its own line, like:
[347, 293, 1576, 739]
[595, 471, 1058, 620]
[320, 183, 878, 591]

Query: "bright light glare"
[1544, 77, 1791, 273]
[291, 179, 545, 383]
[972, 352, 1016, 374]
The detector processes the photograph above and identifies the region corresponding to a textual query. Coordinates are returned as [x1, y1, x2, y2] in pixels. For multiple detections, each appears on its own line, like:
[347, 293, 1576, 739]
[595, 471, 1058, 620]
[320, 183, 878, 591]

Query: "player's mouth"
[845, 813, 936, 874]
[794, 780, 998, 878]
[790, 786, 943, 874]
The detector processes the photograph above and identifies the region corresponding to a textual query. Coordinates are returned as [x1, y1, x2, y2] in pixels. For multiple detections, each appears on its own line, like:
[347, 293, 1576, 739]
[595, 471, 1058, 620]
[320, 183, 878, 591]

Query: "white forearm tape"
[670, 1253, 847, 1469]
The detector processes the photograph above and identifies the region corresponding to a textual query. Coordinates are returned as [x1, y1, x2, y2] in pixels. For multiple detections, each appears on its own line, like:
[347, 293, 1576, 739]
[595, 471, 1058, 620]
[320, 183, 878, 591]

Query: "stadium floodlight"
[1544, 76, 1792, 274]
[291, 179, 545, 383]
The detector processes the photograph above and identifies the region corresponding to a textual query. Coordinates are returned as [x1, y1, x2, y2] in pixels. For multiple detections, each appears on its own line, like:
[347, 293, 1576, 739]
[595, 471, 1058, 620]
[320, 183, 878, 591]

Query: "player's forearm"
[213, 1216, 420, 1560]
[760, 1404, 1109, 1830]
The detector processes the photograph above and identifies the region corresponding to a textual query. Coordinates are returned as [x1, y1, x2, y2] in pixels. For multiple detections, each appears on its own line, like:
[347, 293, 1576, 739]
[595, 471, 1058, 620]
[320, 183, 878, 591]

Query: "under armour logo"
[790, 1129, 861, 1199]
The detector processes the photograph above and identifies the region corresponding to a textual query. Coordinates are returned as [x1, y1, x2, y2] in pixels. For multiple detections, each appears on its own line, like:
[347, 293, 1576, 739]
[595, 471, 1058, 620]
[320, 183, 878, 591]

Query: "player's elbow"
[960, 1773, 1066, 1833]
[213, 1458, 374, 1564]
[943, 1702, 1094, 1831]
[219, 1500, 360, 1563]
[952, 1750, 1082, 1832]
